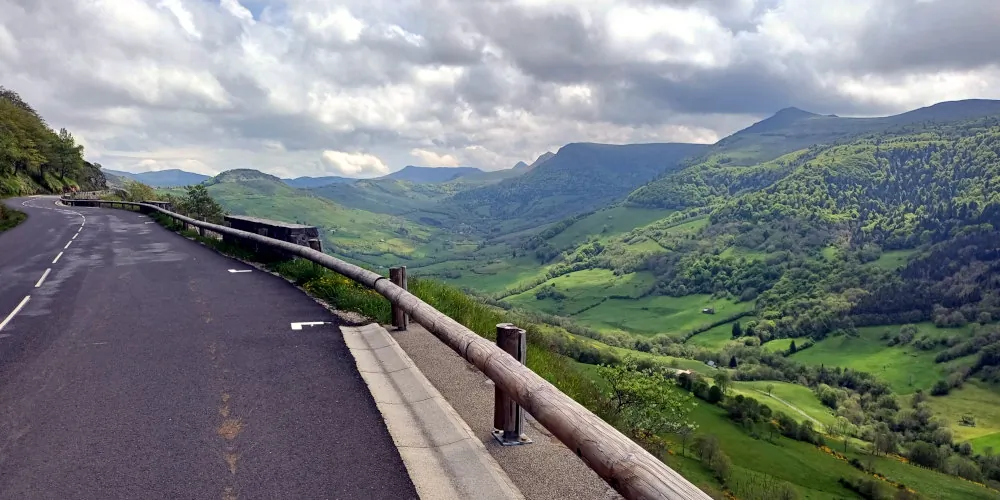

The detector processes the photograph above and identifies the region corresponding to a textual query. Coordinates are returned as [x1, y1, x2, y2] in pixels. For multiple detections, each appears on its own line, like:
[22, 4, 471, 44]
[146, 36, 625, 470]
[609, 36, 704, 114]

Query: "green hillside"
[168, 169, 447, 265]
[1, 87, 106, 197]
[164, 99, 1000, 497]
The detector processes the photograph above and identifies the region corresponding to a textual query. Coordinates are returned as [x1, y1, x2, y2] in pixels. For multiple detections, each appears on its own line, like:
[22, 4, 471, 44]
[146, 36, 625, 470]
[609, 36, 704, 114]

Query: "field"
[504, 269, 655, 317]
[791, 322, 975, 393]
[927, 381, 1000, 452]
[547, 206, 672, 249]
[567, 294, 753, 337]
[686, 321, 743, 350]
[869, 249, 918, 270]
[730, 380, 837, 429]
[762, 338, 797, 352]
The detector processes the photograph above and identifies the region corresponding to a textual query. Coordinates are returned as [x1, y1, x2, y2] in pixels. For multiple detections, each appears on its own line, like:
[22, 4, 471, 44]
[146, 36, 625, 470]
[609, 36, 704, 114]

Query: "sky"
[1, 0, 998, 178]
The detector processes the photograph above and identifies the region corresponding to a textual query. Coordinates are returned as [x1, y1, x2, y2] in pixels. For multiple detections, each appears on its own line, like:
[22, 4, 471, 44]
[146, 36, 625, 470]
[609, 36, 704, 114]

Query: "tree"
[676, 424, 695, 457]
[931, 379, 950, 396]
[598, 357, 696, 437]
[731, 321, 742, 338]
[766, 383, 775, 396]
[707, 385, 723, 404]
[729, 355, 738, 368]
[832, 416, 853, 453]
[788, 340, 798, 354]
[122, 180, 155, 202]
[713, 371, 731, 396]
[180, 184, 226, 224]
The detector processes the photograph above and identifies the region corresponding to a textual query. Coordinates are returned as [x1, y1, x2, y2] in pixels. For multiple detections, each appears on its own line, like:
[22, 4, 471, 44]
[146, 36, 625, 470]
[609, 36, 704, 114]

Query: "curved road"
[0, 196, 416, 499]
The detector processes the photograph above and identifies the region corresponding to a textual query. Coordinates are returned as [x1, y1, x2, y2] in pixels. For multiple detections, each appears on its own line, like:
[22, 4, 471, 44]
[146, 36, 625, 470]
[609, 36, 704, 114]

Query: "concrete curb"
[343, 323, 525, 500]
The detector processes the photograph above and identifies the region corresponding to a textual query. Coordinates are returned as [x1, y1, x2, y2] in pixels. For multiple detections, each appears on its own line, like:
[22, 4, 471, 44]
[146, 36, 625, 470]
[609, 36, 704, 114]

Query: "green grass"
[504, 269, 655, 317]
[843, 447, 999, 500]
[926, 380, 1000, 452]
[686, 321, 741, 350]
[547, 206, 672, 249]
[869, 249, 918, 270]
[719, 246, 768, 261]
[0, 204, 26, 232]
[668, 403, 859, 499]
[570, 294, 754, 337]
[442, 257, 552, 294]
[791, 322, 976, 393]
[762, 338, 797, 352]
[730, 381, 838, 429]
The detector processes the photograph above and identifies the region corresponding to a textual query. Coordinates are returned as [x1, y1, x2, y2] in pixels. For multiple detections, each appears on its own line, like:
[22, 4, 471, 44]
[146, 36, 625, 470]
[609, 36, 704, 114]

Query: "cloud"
[320, 150, 390, 177]
[410, 148, 461, 166]
[0, 0, 998, 178]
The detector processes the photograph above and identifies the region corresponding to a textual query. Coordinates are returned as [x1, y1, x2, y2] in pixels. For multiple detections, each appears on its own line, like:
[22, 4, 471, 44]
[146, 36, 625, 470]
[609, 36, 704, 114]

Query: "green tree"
[122, 180, 155, 202]
[598, 357, 696, 438]
[788, 340, 797, 354]
[731, 321, 742, 338]
[675, 424, 695, 457]
[180, 184, 226, 224]
[713, 370, 731, 396]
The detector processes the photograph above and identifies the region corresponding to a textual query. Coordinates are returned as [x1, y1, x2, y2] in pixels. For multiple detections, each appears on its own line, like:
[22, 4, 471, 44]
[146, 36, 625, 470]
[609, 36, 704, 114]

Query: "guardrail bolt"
[493, 323, 532, 446]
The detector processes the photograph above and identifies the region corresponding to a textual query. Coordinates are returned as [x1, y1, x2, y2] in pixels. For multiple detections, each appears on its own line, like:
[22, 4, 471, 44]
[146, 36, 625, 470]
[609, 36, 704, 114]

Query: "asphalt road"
[0, 196, 417, 500]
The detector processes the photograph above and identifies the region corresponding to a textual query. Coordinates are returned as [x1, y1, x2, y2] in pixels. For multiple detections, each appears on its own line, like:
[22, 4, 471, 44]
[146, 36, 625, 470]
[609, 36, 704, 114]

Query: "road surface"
[0, 196, 416, 499]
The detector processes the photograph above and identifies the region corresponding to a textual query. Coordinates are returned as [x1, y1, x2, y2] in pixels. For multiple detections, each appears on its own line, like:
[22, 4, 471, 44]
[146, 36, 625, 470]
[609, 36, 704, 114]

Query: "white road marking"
[0, 296, 31, 332]
[34, 268, 51, 288]
[290, 322, 329, 331]
[91, 342, 108, 346]
[64, 241, 72, 249]
[72, 232, 78, 240]
[77, 227, 82, 233]
[52, 252, 64, 264]
[228, 269, 252, 273]
[144, 222, 155, 225]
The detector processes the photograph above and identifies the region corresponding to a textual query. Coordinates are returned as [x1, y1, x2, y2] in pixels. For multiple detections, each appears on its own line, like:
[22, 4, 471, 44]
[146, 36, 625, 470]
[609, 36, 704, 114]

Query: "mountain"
[282, 176, 355, 188]
[628, 98, 1000, 208]
[511, 161, 529, 171]
[441, 142, 708, 231]
[184, 169, 438, 260]
[379, 166, 484, 183]
[527, 151, 555, 170]
[104, 168, 210, 187]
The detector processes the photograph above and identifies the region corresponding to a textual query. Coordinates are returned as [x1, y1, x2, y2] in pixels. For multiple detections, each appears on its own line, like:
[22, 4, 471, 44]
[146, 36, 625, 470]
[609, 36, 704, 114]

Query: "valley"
[134, 99, 1000, 499]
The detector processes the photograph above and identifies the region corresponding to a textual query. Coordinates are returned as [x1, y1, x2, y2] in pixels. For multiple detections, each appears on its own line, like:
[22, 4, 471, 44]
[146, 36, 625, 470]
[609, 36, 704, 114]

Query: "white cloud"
[1, 0, 998, 179]
[220, 0, 255, 24]
[410, 148, 461, 166]
[320, 150, 390, 177]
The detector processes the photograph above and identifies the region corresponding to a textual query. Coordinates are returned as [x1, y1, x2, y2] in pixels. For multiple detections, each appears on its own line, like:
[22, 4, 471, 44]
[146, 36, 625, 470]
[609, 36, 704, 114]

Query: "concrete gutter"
[343, 323, 524, 500]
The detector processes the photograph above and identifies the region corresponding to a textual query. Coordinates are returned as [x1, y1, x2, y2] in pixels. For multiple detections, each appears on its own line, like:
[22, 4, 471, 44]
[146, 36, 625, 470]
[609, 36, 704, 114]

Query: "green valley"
[131, 98, 1000, 499]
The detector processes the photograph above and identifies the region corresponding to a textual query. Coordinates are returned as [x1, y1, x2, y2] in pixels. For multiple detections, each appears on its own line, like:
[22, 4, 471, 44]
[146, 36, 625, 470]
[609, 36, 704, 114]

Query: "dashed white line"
[72, 232, 79, 240]
[0, 296, 31, 332]
[64, 241, 72, 249]
[34, 268, 52, 288]
[52, 252, 64, 264]
[228, 269, 252, 273]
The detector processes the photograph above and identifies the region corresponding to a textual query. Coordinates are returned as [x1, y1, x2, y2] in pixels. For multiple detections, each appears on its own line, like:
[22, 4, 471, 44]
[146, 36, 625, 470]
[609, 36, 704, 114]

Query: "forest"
[0, 87, 105, 197]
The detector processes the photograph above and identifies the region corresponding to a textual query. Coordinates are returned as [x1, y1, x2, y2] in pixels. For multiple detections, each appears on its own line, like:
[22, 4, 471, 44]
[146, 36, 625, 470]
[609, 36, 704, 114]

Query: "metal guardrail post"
[389, 266, 408, 330]
[493, 323, 531, 446]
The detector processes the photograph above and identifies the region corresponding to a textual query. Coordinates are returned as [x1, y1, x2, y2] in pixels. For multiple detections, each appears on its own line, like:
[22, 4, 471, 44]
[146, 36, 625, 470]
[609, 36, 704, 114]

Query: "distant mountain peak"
[211, 168, 283, 184]
[512, 161, 530, 170]
[773, 106, 818, 118]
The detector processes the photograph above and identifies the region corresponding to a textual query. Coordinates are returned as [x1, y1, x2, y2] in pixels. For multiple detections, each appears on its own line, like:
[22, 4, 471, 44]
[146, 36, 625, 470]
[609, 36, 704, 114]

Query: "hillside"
[378, 165, 484, 183]
[187, 169, 446, 265]
[629, 99, 1000, 208]
[443, 142, 709, 232]
[282, 175, 355, 188]
[104, 168, 209, 187]
[0, 87, 105, 196]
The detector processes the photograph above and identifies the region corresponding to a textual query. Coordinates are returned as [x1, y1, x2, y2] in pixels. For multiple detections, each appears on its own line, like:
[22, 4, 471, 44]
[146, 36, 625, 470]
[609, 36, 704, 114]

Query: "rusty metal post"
[493, 323, 531, 446]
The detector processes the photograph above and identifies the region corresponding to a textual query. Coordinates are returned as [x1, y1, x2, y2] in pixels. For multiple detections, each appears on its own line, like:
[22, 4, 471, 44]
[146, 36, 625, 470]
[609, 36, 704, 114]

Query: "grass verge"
[0, 204, 27, 233]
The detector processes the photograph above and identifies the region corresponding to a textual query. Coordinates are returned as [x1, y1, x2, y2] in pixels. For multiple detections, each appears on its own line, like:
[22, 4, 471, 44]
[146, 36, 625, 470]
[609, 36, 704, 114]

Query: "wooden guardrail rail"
[61, 198, 711, 500]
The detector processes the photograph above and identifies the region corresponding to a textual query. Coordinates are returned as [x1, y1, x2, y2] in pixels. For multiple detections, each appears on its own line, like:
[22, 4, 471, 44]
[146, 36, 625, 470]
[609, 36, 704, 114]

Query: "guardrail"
[62, 198, 711, 500]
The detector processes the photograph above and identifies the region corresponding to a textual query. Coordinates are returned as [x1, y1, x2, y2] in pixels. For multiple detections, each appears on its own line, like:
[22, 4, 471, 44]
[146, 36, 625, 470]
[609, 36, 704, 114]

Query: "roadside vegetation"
[0, 87, 105, 197]
[0, 204, 26, 232]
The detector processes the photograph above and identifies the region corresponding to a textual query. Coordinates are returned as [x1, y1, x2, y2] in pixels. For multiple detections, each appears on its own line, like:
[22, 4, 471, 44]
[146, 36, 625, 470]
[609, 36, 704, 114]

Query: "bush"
[707, 385, 723, 404]
[930, 380, 950, 396]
